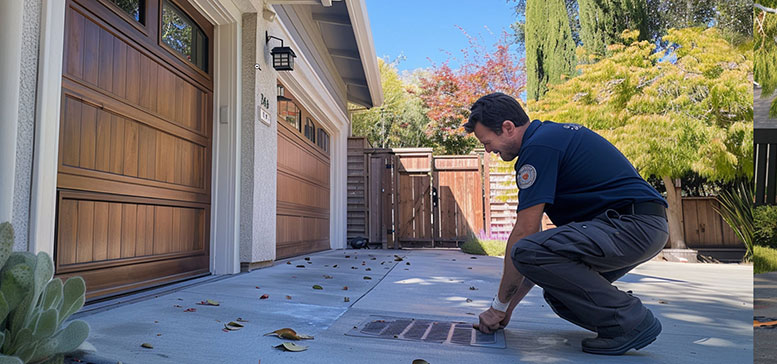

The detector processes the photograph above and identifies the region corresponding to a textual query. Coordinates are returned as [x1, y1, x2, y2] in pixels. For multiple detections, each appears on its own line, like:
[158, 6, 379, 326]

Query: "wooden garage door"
[55, 0, 213, 300]
[276, 84, 331, 259]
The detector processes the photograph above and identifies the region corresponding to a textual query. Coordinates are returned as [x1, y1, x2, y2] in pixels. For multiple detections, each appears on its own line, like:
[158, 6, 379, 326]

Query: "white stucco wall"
[14, 0, 42, 252]
[239, 13, 277, 265]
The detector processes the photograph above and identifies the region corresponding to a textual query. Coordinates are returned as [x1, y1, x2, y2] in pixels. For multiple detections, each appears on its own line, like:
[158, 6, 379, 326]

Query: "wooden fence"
[347, 138, 743, 251]
[756, 128, 777, 205]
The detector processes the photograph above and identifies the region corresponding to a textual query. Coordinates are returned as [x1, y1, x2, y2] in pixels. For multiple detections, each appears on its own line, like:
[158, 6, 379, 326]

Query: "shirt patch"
[517, 164, 537, 189]
[563, 124, 582, 130]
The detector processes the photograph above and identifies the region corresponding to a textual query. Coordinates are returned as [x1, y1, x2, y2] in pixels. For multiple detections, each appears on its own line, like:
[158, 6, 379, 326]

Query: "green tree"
[530, 28, 753, 249]
[645, 0, 753, 43]
[756, 1, 777, 116]
[351, 59, 432, 148]
[578, 0, 650, 56]
[526, 0, 577, 101]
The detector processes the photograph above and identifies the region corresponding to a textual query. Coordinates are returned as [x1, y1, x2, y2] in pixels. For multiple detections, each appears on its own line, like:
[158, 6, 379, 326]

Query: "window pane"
[108, 0, 143, 23]
[278, 100, 300, 130]
[161, 0, 208, 72]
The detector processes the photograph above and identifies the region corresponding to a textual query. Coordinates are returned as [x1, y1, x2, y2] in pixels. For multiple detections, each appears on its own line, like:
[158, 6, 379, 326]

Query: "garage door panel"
[58, 193, 207, 268]
[277, 172, 330, 211]
[65, 7, 209, 137]
[60, 95, 208, 192]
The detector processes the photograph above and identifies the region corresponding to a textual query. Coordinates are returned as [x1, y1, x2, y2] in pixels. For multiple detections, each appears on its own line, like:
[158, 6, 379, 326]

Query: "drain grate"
[345, 315, 505, 348]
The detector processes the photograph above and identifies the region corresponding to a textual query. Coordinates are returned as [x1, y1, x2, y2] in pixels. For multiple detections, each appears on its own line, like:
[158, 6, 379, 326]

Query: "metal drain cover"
[345, 315, 506, 348]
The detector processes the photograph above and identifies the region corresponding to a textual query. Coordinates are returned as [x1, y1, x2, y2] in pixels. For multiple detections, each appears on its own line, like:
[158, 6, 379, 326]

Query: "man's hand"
[474, 307, 506, 334]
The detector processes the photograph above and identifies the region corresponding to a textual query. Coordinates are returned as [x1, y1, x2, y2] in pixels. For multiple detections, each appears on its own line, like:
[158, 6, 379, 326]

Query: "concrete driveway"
[67, 249, 752, 364]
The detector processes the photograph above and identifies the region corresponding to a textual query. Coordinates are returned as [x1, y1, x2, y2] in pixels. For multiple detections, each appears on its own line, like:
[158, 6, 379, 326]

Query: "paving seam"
[348, 255, 404, 308]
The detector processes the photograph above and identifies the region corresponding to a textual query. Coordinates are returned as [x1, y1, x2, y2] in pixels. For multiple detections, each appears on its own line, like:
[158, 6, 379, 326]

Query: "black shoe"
[581, 310, 662, 355]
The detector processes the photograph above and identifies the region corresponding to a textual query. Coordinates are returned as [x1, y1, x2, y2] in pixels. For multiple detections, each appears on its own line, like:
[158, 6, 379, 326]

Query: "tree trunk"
[662, 176, 687, 249]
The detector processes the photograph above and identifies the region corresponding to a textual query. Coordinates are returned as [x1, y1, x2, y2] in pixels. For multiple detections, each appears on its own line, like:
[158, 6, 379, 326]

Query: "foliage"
[645, 0, 753, 43]
[530, 28, 753, 183]
[461, 238, 507, 257]
[755, 205, 777, 249]
[351, 59, 433, 148]
[525, 0, 577, 101]
[0, 223, 89, 364]
[508, 0, 581, 49]
[754, 245, 777, 274]
[578, 0, 650, 56]
[713, 181, 754, 262]
[755, 2, 777, 116]
[417, 30, 526, 155]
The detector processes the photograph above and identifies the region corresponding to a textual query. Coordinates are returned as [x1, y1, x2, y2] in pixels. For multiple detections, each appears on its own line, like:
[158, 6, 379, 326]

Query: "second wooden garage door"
[276, 84, 331, 259]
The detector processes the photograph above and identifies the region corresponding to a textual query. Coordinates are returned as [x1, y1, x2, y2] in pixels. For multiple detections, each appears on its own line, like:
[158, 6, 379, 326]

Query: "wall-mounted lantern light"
[266, 31, 296, 71]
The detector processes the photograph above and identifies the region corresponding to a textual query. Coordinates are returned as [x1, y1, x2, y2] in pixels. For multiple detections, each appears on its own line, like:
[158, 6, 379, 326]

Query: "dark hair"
[463, 92, 529, 134]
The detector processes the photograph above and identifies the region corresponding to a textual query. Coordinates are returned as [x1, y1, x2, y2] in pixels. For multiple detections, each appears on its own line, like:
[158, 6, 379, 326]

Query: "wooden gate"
[434, 155, 485, 245]
[395, 149, 435, 247]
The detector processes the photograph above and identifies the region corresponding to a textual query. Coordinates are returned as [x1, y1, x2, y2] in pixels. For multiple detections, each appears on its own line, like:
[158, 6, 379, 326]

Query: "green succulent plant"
[0, 222, 89, 364]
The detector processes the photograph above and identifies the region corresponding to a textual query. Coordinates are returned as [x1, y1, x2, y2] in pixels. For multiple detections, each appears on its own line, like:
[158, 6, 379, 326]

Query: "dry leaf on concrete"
[265, 328, 314, 340]
[412, 360, 430, 364]
[274, 342, 308, 352]
[197, 299, 220, 306]
[312, 285, 323, 290]
[141, 343, 153, 349]
[260, 294, 269, 299]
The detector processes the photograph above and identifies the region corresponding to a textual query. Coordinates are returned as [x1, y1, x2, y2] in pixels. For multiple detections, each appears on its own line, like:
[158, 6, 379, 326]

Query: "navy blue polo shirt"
[514, 120, 667, 226]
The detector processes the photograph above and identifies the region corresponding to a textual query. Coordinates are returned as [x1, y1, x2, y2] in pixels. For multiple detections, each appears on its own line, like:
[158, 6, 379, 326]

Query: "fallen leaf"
[469, 286, 478, 290]
[156, 333, 161, 336]
[394, 256, 404, 262]
[184, 308, 196, 312]
[265, 328, 314, 340]
[362, 261, 366, 265]
[413, 360, 430, 364]
[658, 300, 668, 304]
[345, 255, 350, 258]
[260, 294, 269, 299]
[296, 265, 305, 268]
[286, 261, 291, 265]
[237, 318, 249, 322]
[323, 275, 333, 279]
[333, 264, 338, 268]
[466, 298, 473, 303]
[344, 297, 350, 302]
[363, 276, 372, 280]
[470, 257, 477, 259]
[197, 299, 220, 306]
[274, 342, 308, 352]
[467, 267, 473, 270]
[351, 267, 358, 270]
[177, 298, 183, 301]
[256, 286, 261, 289]
[342, 286, 349, 290]
[406, 262, 410, 265]
[304, 257, 310, 261]
[381, 262, 385, 265]
[141, 343, 153, 349]
[225, 321, 244, 331]
[312, 285, 323, 290]
[371, 257, 376, 260]
[286, 295, 292, 300]
[173, 304, 182, 308]
[366, 268, 372, 271]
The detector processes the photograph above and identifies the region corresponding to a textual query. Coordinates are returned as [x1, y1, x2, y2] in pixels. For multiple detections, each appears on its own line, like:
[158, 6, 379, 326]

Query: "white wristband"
[491, 296, 509, 312]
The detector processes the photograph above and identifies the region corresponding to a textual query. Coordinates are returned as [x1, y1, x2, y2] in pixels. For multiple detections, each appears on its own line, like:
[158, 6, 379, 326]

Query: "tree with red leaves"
[416, 29, 526, 155]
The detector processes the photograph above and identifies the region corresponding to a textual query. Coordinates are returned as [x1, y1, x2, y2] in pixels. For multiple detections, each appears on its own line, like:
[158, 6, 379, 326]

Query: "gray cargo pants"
[511, 209, 669, 338]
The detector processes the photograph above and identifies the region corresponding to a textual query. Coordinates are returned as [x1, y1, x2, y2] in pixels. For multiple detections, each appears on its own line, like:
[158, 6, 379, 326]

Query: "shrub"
[0, 222, 90, 364]
[754, 245, 777, 274]
[461, 231, 507, 257]
[755, 205, 777, 249]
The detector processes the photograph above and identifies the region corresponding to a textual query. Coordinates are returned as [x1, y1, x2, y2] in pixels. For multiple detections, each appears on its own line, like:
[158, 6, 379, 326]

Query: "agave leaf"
[0, 354, 22, 364]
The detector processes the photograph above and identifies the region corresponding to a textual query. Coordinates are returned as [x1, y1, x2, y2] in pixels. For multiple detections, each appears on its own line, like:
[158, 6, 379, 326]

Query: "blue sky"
[364, 0, 519, 73]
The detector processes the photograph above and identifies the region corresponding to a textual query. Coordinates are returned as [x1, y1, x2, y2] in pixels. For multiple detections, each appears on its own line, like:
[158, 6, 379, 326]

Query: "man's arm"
[498, 203, 544, 303]
[475, 203, 545, 333]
